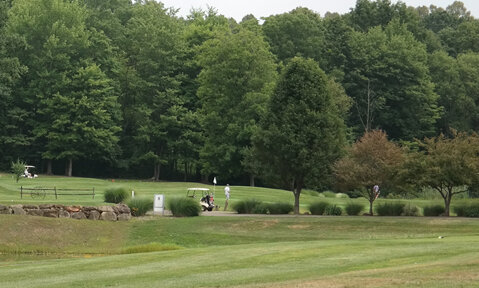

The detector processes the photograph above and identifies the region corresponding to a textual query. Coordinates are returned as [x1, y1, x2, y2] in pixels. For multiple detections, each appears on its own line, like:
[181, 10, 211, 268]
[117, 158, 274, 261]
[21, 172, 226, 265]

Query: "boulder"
[0, 208, 12, 214]
[59, 210, 70, 218]
[71, 211, 87, 220]
[82, 206, 97, 212]
[88, 210, 100, 220]
[39, 204, 53, 209]
[43, 209, 59, 218]
[23, 204, 39, 209]
[116, 204, 131, 214]
[97, 206, 114, 213]
[11, 206, 26, 215]
[65, 206, 82, 213]
[117, 213, 131, 221]
[100, 211, 117, 221]
[0, 204, 7, 211]
[27, 209, 44, 217]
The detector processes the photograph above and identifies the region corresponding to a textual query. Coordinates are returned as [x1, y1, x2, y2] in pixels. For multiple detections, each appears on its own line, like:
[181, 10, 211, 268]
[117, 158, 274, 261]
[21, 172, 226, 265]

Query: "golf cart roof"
[24, 165, 35, 168]
[187, 188, 209, 191]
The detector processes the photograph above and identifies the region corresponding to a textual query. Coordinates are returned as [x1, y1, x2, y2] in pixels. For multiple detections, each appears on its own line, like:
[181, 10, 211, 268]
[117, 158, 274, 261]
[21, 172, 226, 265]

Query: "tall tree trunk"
[46, 159, 53, 175]
[444, 192, 452, 216]
[65, 158, 72, 177]
[293, 179, 303, 215]
[153, 163, 160, 181]
[250, 174, 255, 187]
[184, 162, 188, 182]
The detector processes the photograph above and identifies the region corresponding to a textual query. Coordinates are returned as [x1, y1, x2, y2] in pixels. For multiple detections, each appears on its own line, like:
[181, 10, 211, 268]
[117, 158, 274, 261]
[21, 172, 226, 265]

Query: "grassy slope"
[1, 215, 479, 287]
[0, 173, 449, 213]
[2, 175, 479, 286]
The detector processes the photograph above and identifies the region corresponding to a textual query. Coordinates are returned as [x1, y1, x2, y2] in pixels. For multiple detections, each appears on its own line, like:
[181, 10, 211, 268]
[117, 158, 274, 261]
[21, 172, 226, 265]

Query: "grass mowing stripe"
[1, 237, 479, 288]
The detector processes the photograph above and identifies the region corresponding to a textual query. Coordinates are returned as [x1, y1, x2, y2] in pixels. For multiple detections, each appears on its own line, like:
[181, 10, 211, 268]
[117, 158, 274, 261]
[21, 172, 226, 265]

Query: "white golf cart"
[23, 165, 38, 178]
[186, 188, 217, 211]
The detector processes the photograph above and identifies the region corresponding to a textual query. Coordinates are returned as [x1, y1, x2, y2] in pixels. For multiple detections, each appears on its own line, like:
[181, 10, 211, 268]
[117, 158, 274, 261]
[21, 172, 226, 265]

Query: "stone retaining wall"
[0, 203, 131, 221]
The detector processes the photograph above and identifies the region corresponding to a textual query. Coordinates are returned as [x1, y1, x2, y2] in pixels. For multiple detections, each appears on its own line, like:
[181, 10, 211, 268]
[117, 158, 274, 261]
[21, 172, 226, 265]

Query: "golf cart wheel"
[202, 206, 207, 211]
[208, 207, 213, 211]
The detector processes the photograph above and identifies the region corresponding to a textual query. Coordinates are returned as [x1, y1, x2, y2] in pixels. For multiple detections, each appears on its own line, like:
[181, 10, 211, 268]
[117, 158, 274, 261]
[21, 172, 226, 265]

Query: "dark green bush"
[454, 205, 467, 217]
[345, 202, 364, 216]
[423, 205, 445, 216]
[402, 203, 420, 216]
[104, 187, 129, 203]
[168, 197, 201, 217]
[376, 202, 405, 216]
[264, 202, 293, 214]
[309, 201, 330, 215]
[127, 197, 153, 216]
[324, 204, 342, 216]
[232, 199, 264, 214]
[455, 203, 479, 217]
[465, 204, 479, 217]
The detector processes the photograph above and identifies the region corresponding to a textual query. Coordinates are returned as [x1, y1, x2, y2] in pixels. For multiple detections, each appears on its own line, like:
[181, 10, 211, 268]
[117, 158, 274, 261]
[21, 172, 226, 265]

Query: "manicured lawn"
[1, 215, 479, 287]
[1, 174, 479, 287]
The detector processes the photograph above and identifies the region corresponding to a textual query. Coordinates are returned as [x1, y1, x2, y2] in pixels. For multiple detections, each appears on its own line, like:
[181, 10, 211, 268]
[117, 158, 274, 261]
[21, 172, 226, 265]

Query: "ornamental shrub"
[324, 204, 342, 216]
[345, 202, 364, 216]
[232, 199, 264, 214]
[401, 203, 420, 216]
[104, 187, 129, 203]
[309, 201, 330, 215]
[376, 202, 405, 216]
[168, 197, 201, 217]
[423, 205, 445, 216]
[454, 203, 479, 217]
[264, 202, 293, 214]
[127, 197, 153, 216]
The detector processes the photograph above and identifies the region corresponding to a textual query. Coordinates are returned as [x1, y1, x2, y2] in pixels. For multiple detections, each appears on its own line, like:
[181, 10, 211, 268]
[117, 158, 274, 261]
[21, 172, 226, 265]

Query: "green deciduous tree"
[123, 1, 186, 180]
[334, 130, 404, 215]
[343, 20, 441, 140]
[254, 57, 348, 214]
[262, 7, 324, 63]
[197, 23, 277, 181]
[408, 131, 479, 216]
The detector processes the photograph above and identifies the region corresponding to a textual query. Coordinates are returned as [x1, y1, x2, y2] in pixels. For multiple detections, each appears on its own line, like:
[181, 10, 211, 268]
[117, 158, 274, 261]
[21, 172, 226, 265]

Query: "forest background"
[1, 0, 478, 190]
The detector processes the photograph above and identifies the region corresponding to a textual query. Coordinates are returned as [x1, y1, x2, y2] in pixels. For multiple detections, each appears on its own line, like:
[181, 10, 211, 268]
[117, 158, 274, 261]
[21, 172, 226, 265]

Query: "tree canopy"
[1, 0, 479, 200]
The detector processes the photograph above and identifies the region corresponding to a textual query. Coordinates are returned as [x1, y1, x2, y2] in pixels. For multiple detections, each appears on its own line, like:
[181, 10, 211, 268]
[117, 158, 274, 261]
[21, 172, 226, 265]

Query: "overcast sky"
[159, 0, 478, 20]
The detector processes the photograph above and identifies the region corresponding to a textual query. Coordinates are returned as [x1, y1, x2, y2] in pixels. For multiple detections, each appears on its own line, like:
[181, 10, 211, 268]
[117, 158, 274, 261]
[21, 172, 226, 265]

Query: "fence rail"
[20, 186, 95, 199]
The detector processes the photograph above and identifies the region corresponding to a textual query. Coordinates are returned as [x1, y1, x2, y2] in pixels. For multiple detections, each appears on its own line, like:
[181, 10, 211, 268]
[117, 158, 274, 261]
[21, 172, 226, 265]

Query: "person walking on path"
[224, 184, 230, 211]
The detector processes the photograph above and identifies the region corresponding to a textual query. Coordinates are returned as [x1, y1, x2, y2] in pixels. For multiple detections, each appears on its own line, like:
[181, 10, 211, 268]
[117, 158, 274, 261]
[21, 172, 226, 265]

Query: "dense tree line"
[1, 0, 479, 188]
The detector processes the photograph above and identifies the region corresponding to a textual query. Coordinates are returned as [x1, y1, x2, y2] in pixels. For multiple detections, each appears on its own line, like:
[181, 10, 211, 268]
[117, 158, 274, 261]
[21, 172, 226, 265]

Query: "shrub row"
[454, 203, 479, 217]
[168, 197, 201, 217]
[308, 202, 364, 216]
[232, 199, 293, 214]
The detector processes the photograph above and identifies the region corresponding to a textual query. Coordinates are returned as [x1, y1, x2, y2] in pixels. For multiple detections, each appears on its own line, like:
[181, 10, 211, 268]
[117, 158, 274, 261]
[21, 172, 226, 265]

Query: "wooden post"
[92, 187, 95, 199]
[54, 186, 57, 199]
[20, 186, 23, 199]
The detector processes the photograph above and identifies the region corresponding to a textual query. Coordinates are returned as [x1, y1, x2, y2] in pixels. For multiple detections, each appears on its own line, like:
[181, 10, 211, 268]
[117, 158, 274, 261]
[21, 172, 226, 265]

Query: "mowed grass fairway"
[1, 174, 479, 287]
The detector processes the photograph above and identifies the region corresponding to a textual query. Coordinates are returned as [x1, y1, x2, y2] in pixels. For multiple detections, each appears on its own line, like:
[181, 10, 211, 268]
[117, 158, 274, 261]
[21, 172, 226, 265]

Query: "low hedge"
[232, 200, 293, 214]
[168, 197, 201, 217]
[324, 204, 342, 216]
[454, 203, 479, 217]
[104, 187, 129, 204]
[263, 202, 293, 214]
[309, 201, 330, 215]
[127, 197, 153, 217]
[345, 203, 364, 216]
[376, 202, 405, 216]
[423, 205, 445, 216]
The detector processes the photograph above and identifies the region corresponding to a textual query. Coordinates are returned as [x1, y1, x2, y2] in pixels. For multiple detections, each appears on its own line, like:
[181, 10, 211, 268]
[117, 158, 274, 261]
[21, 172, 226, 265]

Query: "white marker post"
[153, 194, 165, 216]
